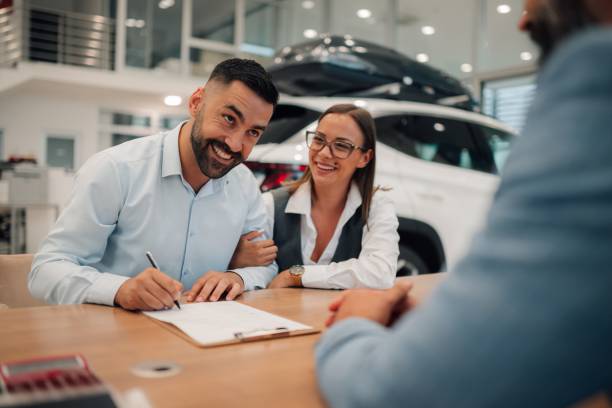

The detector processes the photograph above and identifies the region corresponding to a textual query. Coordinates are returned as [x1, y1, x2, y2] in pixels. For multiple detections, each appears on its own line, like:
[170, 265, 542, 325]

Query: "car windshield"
[258, 104, 320, 145]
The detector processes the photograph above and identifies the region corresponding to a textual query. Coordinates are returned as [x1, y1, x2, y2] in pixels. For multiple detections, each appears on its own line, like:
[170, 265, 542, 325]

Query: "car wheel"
[397, 245, 429, 276]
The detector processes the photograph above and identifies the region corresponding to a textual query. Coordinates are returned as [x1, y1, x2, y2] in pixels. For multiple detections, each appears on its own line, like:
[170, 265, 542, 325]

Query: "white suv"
[246, 94, 516, 276]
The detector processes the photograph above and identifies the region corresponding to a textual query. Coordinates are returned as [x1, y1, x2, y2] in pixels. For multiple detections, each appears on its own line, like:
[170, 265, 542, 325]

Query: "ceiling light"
[353, 46, 367, 53]
[294, 154, 303, 161]
[403, 76, 413, 85]
[520, 51, 533, 61]
[460, 63, 473, 73]
[295, 54, 304, 61]
[303, 29, 318, 39]
[421, 26, 435, 36]
[274, 57, 282, 64]
[354, 100, 367, 107]
[356, 9, 372, 19]
[434, 123, 446, 132]
[158, 0, 174, 9]
[164, 95, 182, 106]
[416, 53, 429, 63]
[301, 0, 315, 9]
[496, 4, 511, 14]
[345, 39, 355, 47]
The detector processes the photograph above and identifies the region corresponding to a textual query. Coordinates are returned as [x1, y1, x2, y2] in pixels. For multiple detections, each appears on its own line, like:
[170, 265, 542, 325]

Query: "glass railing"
[0, 1, 115, 70]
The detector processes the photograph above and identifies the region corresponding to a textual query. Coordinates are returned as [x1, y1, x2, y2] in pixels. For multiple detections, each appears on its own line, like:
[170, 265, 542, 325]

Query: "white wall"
[0, 82, 187, 171]
[0, 92, 98, 169]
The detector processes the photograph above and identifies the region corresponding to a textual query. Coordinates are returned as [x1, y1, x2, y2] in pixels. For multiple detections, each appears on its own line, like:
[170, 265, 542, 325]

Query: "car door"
[375, 113, 501, 268]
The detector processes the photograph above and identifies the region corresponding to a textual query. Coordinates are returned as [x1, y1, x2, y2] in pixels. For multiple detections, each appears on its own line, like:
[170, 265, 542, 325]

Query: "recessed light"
[274, 57, 282, 64]
[421, 26, 435, 36]
[520, 51, 533, 61]
[460, 63, 473, 73]
[345, 39, 355, 47]
[356, 9, 372, 19]
[496, 4, 511, 14]
[434, 123, 446, 132]
[403, 76, 413, 85]
[353, 46, 367, 53]
[158, 0, 174, 9]
[164, 95, 182, 106]
[303, 29, 318, 39]
[354, 100, 367, 107]
[295, 54, 304, 61]
[416, 53, 429, 63]
[301, 0, 315, 9]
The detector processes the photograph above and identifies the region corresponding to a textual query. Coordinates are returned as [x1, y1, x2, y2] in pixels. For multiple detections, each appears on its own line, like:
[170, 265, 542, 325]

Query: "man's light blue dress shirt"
[29, 123, 277, 306]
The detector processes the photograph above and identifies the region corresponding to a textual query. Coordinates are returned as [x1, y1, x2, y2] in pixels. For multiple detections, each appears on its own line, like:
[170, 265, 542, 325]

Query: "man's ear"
[188, 87, 204, 119]
[357, 149, 373, 169]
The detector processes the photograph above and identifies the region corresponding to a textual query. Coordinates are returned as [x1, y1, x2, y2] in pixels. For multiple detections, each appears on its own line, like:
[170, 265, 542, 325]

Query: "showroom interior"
[0, 0, 537, 256]
[1, 1, 612, 407]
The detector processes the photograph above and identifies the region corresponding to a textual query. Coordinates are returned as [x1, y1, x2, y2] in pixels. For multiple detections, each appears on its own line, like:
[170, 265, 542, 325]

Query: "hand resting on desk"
[325, 281, 414, 327]
[185, 271, 245, 302]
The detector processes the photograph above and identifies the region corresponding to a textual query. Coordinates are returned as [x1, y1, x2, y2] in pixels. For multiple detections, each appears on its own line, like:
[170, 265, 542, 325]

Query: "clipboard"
[143, 301, 319, 348]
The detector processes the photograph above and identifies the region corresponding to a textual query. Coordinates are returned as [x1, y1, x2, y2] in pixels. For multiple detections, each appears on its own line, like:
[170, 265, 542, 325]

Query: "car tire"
[397, 245, 429, 276]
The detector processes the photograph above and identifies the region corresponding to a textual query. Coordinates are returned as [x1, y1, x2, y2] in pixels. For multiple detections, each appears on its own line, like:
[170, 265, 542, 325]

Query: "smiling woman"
[230, 104, 400, 290]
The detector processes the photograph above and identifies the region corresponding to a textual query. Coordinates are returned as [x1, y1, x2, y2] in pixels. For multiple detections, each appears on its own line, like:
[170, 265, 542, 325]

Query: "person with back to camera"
[230, 104, 400, 290]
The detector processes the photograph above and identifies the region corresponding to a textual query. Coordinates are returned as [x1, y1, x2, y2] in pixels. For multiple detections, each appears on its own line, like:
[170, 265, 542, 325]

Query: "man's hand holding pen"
[114, 268, 183, 311]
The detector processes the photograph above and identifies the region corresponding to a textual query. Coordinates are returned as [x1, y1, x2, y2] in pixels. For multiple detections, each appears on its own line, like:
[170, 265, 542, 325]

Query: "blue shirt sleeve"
[315, 28, 612, 408]
[29, 152, 129, 305]
[231, 169, 278, 290]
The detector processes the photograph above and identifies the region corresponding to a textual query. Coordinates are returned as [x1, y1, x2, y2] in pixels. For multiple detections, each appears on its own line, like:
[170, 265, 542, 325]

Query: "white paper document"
[143, 301, 314, 346]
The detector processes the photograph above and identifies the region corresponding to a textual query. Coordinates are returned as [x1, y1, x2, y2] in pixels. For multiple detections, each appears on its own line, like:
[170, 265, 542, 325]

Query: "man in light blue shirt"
[29, 58, 280, 310]
[316, 1, 612, 407]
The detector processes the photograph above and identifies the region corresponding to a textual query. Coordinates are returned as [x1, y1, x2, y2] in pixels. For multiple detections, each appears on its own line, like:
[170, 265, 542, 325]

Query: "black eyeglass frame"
[305, 130, 367, 159]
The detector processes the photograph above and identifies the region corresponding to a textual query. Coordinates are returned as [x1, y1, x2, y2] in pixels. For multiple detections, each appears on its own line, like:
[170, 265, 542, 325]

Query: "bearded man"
[30, 58, 280, 310]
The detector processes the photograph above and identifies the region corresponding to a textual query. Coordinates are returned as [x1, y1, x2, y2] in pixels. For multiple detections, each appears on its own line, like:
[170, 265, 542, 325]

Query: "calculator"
[0, 354, 118, 407]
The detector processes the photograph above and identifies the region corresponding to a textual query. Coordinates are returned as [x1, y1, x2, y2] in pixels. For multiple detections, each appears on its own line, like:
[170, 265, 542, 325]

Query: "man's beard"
[528, 0, 598, 65]
[190, 114, 243, 179]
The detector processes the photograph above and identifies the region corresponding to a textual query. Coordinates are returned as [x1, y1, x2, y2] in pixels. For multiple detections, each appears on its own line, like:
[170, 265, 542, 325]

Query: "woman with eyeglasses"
[230, 103, 399, 289]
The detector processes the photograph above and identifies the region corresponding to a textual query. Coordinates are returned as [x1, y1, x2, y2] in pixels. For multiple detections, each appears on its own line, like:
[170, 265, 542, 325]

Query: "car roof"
[278, 94, 517, 134]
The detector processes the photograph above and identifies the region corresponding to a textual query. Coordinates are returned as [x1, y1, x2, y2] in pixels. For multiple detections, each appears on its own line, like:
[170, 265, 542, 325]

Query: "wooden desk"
[0, 273, 608, 408]
[0, 274, 442, 407]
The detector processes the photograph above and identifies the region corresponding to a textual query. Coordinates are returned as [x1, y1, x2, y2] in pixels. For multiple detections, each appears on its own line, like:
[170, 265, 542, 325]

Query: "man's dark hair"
[208, 58, 279, 107]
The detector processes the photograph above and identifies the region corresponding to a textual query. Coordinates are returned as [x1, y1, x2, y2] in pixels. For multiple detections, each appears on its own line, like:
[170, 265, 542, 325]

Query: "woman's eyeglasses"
[305, 131, 366, 159]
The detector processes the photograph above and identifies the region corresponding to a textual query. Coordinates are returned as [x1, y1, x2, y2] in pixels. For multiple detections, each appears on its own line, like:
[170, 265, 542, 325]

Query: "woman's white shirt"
[262, 181, 399, 289]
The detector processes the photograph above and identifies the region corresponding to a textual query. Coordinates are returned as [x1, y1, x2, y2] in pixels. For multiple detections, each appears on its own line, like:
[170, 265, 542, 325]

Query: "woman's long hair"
[288, 104, 377, 224]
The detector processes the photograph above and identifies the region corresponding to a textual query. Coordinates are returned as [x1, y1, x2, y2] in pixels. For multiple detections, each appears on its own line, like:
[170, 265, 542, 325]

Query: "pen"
[145, 251, 181, 310]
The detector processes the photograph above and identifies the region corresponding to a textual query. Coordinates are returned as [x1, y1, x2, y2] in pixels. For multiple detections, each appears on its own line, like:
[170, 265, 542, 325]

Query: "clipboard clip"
[234, 327, 290, 341]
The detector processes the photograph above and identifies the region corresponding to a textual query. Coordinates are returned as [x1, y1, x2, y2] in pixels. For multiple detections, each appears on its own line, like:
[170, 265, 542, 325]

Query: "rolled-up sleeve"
[302, 191, 399, 289]
[29, 152, 128, 305]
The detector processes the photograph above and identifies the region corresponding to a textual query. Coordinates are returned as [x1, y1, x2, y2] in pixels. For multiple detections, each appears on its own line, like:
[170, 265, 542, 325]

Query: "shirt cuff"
[316, 317, 387, 359]
[84, 273, 130, 306]
[229, 269, 254, 291]
[301, 264, 331, 288]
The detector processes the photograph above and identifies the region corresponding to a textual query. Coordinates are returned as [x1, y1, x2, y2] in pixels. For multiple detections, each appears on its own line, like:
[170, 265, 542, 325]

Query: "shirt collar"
[161, 122, 186, 178]
[285, 180, 363, 217]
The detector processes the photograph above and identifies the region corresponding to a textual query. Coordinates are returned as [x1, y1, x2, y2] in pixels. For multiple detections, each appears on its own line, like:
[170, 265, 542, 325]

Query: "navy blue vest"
[271, 187, 364, 271]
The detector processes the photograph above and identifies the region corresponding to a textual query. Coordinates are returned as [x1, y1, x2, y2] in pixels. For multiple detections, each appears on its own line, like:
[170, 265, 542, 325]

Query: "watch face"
[289, 265, 304, 276]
